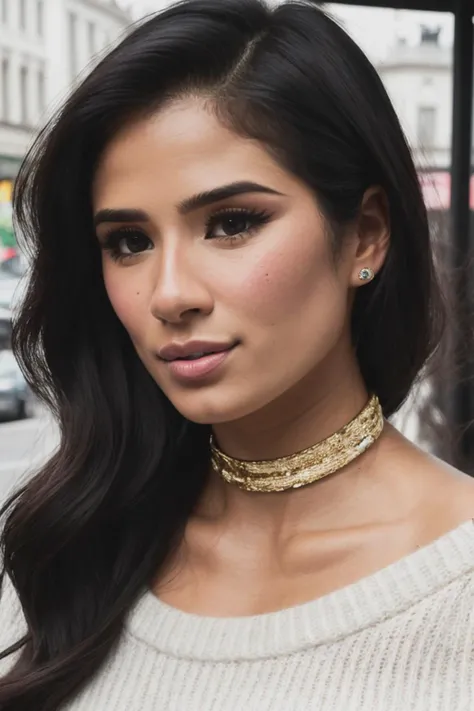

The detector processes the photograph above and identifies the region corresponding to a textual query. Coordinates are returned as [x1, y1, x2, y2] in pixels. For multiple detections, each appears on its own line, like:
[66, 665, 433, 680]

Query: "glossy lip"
[158, 339, 238, 362]
[164, 345, 237, 382]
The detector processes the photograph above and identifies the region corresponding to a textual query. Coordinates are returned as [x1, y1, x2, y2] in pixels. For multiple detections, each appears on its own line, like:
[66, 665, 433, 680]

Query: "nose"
[149, 244, 213, 325]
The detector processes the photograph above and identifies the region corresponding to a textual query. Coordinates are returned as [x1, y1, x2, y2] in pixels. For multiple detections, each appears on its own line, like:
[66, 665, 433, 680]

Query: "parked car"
[0, 252, 28, 310]
[0, 349, 33, 421]
[0, 271, 20, 310]
[0, 253, 26, 278]
[0, 307, 11, 350]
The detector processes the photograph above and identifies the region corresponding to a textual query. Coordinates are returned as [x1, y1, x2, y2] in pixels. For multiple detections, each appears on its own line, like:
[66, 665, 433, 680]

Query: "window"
[20, 66, 28, 123]
[417, 106, 437, 148]
[38, 69, 45, 114]
[1, 59, 9, 121]
[68, 12, 78, 79]
[19, 0, 26, 30]
[88, 21, 96, 57]
[1, 0, 7, 25]
[37, 0, 43, 37]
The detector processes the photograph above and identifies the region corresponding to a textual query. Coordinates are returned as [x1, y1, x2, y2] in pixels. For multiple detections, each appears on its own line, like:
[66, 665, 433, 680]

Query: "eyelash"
[205, 207, 272, 242]
[100, 207, 273, 262]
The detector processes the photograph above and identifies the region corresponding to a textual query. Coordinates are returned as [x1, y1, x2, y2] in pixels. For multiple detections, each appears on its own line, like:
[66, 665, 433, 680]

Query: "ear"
[349, 186, 390, 287]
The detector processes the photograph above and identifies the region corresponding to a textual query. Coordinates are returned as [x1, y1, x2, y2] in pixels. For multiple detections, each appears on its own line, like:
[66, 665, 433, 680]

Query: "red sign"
[419, 172, 474, 211]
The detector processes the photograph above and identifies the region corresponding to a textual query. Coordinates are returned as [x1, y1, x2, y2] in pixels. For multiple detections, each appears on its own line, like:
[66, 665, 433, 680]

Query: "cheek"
[103, 266, 147, 343]
[234, 232, 339, 326]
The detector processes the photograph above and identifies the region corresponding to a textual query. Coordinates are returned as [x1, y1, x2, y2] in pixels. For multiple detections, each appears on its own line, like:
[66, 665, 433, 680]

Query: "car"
[0, 271, 20, 310]
[0, 253, 26, 279]
[0, 254, 28, 311]
[0, 349, 34, 421]
[0, 307, 11, 350]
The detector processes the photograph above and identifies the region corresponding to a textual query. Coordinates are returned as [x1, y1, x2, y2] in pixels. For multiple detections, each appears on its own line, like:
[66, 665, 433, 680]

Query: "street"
[0, 399, 426, 505]
[0, 409, 59, 502]
[0, 389, 426, 509]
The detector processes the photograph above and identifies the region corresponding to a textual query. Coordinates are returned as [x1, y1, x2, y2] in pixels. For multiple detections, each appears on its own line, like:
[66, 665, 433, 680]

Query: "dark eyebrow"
[94, 208, 149, 228]
[177, 181, 284, 215]
[94, 181, 284, 227]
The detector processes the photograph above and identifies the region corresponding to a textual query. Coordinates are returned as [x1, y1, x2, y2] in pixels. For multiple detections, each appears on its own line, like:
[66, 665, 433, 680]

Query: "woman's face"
[93, 99, 374, 425]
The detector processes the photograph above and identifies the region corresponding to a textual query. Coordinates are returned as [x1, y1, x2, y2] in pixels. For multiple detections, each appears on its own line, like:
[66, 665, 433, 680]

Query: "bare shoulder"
[427, 460, 474, 525]
[382, 425, 474, 536]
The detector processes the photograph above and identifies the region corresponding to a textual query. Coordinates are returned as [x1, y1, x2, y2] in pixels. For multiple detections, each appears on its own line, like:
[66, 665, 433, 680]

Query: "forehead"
[93, 99, 295, 208]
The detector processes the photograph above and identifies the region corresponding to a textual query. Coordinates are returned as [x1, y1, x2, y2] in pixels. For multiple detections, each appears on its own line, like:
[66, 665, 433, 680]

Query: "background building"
[375, 24, 456, 449]
[377, 25, 452, 170]
[0, 0, 130, 251]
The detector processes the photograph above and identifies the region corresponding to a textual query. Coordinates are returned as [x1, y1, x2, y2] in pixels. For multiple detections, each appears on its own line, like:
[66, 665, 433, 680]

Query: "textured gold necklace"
[210, 394, 384, 493]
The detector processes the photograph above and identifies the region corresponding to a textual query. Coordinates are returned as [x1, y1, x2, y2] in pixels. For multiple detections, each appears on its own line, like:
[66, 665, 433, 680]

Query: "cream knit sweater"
[2, 519, 474, 710]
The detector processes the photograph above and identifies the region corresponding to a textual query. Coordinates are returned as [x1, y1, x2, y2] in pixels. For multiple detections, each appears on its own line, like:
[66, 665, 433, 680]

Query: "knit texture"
[2, 519, 474, 710]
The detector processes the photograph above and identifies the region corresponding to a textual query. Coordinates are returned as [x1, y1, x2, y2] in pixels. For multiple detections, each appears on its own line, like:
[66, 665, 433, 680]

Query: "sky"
[117, 1, 453, 62]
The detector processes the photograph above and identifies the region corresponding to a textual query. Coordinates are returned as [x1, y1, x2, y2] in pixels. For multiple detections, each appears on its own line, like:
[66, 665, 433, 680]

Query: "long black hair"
[0, 0, 445, 707]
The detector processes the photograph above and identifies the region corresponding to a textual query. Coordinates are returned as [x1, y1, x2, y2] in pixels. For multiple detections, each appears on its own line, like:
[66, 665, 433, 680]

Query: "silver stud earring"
[358, 267, 374, 282]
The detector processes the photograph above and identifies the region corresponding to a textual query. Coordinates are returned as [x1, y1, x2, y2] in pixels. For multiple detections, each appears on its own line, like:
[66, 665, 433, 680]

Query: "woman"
[1, 0, 473, 708]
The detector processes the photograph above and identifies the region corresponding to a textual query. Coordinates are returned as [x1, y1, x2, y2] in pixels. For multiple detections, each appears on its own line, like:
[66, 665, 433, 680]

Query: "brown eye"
[205, 208, 272, 241]
[218, 214, 253, 237]
[118, 231, 151, 255]
[101, 228, 153, 261]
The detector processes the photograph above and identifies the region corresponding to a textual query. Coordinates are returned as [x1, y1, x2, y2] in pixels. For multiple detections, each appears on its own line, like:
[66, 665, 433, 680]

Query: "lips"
[157, 341, 238, 383]
[158, 340, 238, 363]
[176, 352, 212, 361]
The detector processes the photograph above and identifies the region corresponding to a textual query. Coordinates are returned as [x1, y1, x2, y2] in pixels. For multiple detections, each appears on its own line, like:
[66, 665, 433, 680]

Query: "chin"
[167, 390, 263, 426]
[173, 403, 244, 426]
[168, 380, 288, 426]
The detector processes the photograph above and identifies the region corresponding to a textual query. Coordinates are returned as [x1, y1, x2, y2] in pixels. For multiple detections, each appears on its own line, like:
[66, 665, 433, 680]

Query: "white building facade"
[376, 27, 454, 449]
[377, 27, 452, 170]
[0, 0, 130, 179]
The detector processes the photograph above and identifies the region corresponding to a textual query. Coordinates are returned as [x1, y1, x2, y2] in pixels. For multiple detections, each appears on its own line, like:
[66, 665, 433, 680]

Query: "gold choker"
[210, 394, 384, 493]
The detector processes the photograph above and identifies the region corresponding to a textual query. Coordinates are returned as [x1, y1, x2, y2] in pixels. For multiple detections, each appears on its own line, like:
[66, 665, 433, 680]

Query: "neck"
[212, 355, 368, 461]
[196, 362, 383, 532]
[197, 428, 397, 539]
